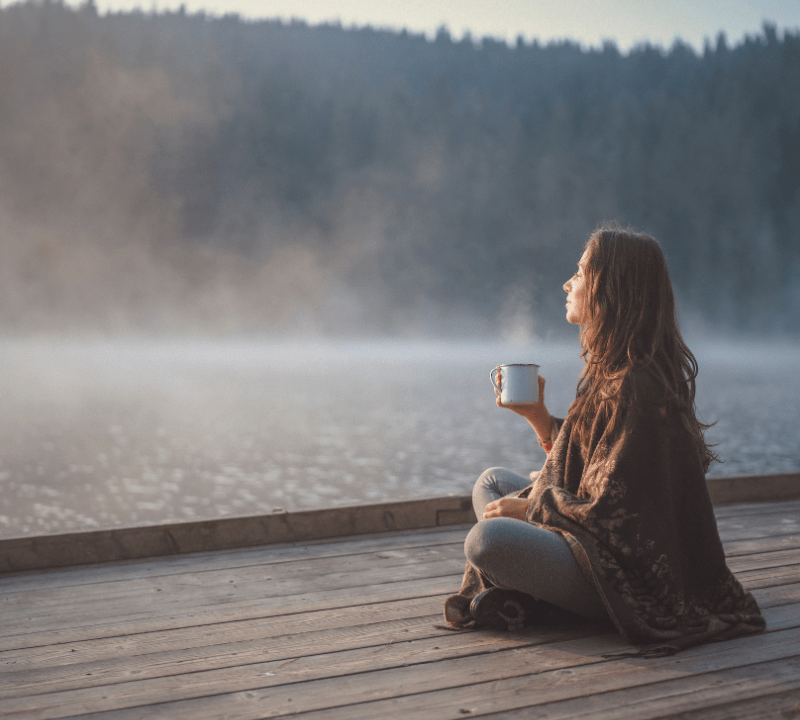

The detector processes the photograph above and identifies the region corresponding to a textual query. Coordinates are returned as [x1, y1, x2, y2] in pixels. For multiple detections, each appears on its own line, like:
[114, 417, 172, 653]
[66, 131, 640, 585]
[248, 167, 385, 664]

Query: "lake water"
[1, 337, 798, 538]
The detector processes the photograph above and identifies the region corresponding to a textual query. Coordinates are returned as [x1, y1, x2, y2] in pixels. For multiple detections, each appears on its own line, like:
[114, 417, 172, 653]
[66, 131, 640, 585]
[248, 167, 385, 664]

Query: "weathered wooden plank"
[0, 504, 793, 720]
[654, 688, 800, 720]
[707, 473, 800, 506]
[4, 550, 795, 653]
[717, 514, 800, 534]
[9, 612, 796, 720]
[0, 532, 791, 631]
[751, 581, 800, 609]
[737, 565, 800, 589]
[3, 515, 794, 620]
[0, 577, 461, 650]
[0, 527, 471, 594]
[0, 500, 791, 596]
[4, 594, 797, 717]
[0, 498, 800, 720]
[2, 574, 795, 690]
[0, 612, 458, 699]
[0, 476, 796, 575]
[0, 549, 467, 620]
[13, 552, 788, 639]
[0, 597, 444, 672]
[723, 533, 800, 558]
[736, 582, 800, 612]
[476, 655, 800, 719]
[711, 497, 800, 518]
[0, 621, 614, 720]
[727, 547, 800, 572]
[2, 532, 796, 648]
[2, 576, 794, 700]
[716, 518, 800, 542]
[233, 615, 800, 720]
[0, 574, 461, 652]
[1, 523, 794, 612]
[717, 505, 800, 525]
[3, 519, 793, 607]
[0, 495, 477, 574]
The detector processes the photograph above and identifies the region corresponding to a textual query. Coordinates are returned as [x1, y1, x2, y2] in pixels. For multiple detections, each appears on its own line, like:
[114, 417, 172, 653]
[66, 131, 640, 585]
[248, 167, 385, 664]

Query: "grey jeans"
[465, 467, 608, 619]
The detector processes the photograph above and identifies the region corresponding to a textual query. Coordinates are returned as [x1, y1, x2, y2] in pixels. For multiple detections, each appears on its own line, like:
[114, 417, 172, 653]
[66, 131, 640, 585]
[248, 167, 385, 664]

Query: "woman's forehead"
[578, 248, 591, 267]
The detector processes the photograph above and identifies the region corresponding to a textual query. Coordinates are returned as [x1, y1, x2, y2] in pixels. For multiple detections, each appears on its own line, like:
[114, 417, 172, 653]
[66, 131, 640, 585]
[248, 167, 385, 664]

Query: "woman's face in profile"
[563, 248, 590, 325]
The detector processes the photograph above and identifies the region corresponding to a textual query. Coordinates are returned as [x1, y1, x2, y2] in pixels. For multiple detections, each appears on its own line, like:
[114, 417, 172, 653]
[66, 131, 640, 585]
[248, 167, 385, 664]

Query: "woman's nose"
[563, 279, 571, 292]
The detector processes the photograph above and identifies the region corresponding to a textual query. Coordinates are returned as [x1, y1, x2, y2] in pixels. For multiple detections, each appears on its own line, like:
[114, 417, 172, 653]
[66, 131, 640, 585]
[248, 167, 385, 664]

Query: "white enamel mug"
[490, 363, 540, 405]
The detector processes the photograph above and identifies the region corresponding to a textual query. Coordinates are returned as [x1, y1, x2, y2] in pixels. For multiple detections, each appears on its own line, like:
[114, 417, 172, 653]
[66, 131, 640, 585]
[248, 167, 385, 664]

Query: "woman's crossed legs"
[466, 467, 607, 620]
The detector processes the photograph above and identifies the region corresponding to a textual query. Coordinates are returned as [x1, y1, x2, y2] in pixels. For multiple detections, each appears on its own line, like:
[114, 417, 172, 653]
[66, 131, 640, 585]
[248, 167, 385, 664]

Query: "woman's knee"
[465, 517, 517, 570]
[473, 467, 508, 495]
[473, 466, 528, 508]
[472, 467, 507, 519]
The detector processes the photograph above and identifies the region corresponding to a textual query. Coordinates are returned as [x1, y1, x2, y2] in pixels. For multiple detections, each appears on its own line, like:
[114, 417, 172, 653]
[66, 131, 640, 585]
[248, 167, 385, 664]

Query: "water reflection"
[0, 338, 797, 537]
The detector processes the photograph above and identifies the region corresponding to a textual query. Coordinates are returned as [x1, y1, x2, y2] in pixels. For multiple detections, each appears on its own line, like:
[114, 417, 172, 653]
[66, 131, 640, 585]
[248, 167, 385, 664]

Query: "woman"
[444, 224, 765, 654]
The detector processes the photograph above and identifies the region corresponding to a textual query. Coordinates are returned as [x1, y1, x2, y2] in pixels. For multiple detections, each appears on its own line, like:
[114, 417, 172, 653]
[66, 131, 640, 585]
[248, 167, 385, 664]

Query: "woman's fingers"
[483, 497, 527, 520]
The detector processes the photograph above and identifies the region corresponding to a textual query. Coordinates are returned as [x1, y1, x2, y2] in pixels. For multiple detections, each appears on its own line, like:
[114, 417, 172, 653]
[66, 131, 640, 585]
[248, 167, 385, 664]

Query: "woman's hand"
[494, 371, 553, 442]
[483, 497, 529, 521]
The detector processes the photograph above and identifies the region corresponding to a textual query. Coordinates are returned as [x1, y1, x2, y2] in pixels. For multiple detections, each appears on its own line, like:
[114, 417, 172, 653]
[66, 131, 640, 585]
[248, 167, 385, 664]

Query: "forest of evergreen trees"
[0, 1, 797, 336]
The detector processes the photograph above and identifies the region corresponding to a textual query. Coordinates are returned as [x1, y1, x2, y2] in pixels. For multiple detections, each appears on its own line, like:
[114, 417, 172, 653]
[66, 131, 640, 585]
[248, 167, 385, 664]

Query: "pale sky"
[83, 0, 799, 51]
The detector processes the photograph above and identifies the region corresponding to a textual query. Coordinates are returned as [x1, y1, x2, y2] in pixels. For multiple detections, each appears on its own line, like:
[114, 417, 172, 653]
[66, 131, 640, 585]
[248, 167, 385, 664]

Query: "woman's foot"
[469, 588, 567, 631]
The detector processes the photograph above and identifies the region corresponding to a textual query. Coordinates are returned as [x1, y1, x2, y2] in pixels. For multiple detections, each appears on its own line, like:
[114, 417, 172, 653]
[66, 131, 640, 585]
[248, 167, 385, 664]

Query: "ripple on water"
[0, 337, 797, 537]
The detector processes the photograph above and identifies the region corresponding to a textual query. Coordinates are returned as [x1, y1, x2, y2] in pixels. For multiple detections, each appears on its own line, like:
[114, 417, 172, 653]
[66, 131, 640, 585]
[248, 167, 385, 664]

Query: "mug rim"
[495, 363, 540, 368]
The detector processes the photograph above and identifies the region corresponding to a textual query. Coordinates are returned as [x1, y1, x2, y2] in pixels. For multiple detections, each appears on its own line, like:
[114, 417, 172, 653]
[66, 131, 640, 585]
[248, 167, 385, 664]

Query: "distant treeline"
[0, 2, 798, 335]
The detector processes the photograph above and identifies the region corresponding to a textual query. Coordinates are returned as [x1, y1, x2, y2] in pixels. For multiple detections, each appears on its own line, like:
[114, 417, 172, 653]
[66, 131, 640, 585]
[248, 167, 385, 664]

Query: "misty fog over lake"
[0, 6, 799, 537]
[1, 5, 798, 338]
[1, 337, 798, 538]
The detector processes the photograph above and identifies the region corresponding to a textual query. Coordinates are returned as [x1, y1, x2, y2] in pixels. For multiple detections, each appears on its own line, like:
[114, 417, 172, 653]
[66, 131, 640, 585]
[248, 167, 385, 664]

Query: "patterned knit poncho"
[444, 371, 766, 654]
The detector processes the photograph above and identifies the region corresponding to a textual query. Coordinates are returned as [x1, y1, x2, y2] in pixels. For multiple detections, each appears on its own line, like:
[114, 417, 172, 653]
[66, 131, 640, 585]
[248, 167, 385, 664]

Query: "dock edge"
[1, 472, 798, 573]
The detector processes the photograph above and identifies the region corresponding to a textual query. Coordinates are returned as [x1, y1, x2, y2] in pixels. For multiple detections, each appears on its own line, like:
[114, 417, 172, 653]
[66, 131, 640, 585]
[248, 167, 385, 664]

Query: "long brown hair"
[567, 223, 718, 470]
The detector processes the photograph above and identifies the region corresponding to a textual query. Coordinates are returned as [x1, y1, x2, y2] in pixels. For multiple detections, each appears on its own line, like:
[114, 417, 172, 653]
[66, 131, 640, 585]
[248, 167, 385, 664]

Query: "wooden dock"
[1, 487, 799, 718]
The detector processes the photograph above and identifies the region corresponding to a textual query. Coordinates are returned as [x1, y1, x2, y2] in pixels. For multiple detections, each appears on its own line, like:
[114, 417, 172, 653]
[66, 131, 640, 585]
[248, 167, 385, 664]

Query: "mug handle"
[490, 367, 501, 390]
